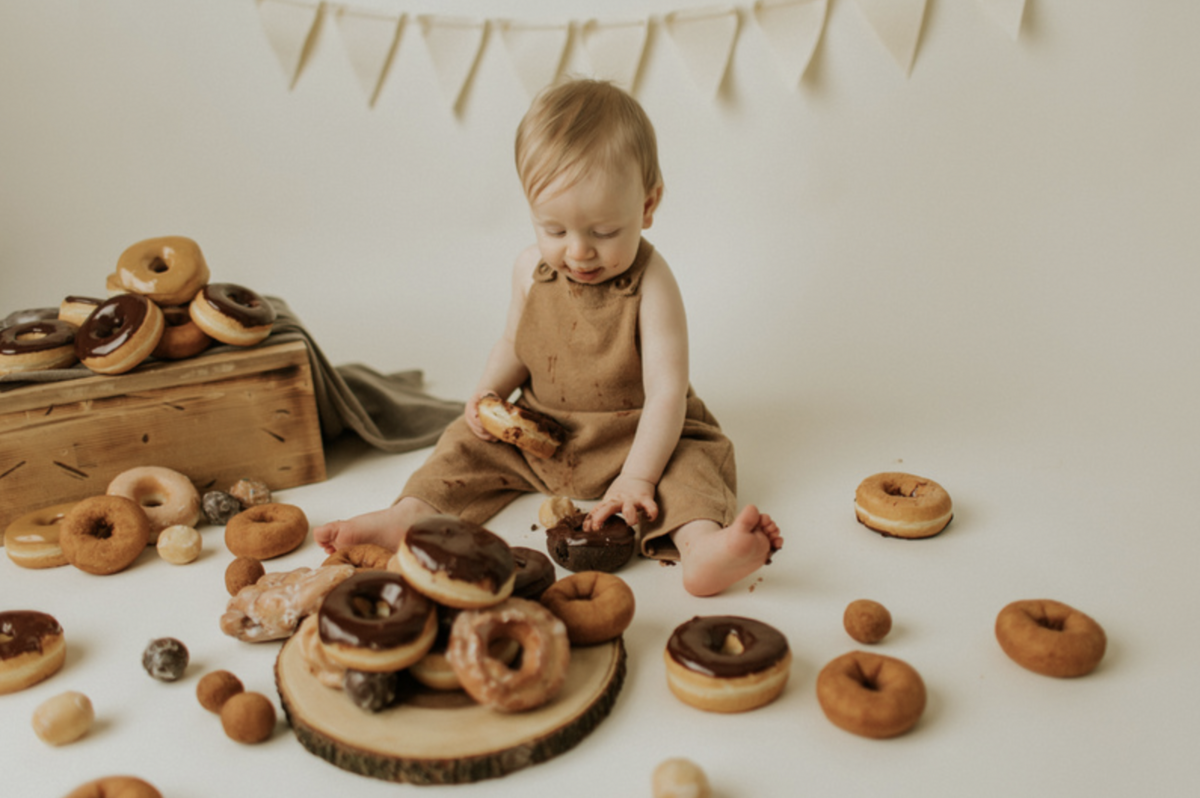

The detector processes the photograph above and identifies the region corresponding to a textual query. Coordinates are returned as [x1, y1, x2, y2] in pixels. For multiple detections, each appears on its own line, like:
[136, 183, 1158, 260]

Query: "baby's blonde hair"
[515, 79, 662, 202]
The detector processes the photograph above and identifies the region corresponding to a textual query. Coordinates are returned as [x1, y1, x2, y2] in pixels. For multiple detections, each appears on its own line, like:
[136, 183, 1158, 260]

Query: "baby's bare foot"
[674, 505, 782, 597]
[314, 506, 408, 555]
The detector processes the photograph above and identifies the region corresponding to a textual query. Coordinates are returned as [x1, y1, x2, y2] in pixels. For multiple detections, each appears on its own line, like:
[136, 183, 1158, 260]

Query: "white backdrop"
[2, 1, 1199, 796]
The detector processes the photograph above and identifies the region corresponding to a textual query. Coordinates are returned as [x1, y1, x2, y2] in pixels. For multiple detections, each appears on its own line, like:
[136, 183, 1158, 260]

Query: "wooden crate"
[0, 340, 326, 534]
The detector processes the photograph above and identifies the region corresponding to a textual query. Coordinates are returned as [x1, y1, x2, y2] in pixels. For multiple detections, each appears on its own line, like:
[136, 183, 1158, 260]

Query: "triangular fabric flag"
[418, 15, 488, 112]
[334, 7, 404, 107]
[753, 0, 829, 86]
[580, 18, 650, 93]
[977, 0, 1026, 40]
[497, 19, 571, 98]
[664, 6, 741, 99]
[257, 0, 323, 90]
[852, 0, 927, 75]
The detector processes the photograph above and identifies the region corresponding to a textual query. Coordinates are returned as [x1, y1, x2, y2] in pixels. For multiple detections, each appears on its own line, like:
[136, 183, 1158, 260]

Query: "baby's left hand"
[586, 475, 658, 531]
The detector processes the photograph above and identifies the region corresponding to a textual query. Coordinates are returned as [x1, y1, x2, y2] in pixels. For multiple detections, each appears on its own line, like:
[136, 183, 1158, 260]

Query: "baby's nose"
[566, 235, 594, 260]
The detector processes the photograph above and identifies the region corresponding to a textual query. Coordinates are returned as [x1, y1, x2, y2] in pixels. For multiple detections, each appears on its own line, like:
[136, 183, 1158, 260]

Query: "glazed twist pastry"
[220, 565, 355, 642]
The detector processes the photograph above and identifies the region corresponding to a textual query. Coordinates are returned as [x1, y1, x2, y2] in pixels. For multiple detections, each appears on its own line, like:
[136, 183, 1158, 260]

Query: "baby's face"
[529, 161, 658, 285]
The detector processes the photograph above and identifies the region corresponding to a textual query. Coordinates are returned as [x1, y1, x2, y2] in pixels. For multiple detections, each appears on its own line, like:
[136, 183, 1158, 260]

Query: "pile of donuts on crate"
[0, 235, 276, 377]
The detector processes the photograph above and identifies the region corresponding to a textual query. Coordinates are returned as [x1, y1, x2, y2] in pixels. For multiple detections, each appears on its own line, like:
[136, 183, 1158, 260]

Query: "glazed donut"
[0, 319, 78, 375]
[447, 597, 571, 712]
[318, 571, 437, 673]
[511, 546, 557, 600]
[390, 515, 515, 609]
[59, 296, 103, 327]
[545, 512, 636, 573]
[63, 776, 163, 798]
[114, 235, 210, 306]
[816, 650, 927, 738]
[224, 502, 308, 560]
[151, 305, 211, 360]
[4, 502, 75, 569]
[539, 571, 635, 645]
[220, 564, 355, 642]
[843, 599, 892, 644]
[75, 294, 164, 375]
[409, 606, 521, 691]
[322, 543, 394, 571]
[664, 615, 791, 713]
[477, 394, 566, 459]
[59, 496, 151, 575]
[995, 599, 1107, 678]
[0, 611, 66, 695]
[107, 466, 201, 543]
[188, 283, 276, 346]
[854, 472, 953, 539]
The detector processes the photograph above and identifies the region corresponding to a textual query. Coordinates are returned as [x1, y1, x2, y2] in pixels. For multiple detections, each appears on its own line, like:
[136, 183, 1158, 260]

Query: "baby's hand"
[586, 475, 658, 531]
[465, 390, 499, 442]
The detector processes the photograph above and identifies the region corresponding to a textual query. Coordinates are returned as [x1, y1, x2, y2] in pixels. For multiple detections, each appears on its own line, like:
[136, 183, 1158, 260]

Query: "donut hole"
[1036, 615, 1066, 632]
[14, 330, 50, 343]
[228, 288, 262, 310]
[486, 625, 527, 670]
[718, 632, 746, 657]
[0, 632, 12, 645]
[149, 257, 170, 274]
[89, 519, 115, 540]
[882, 480, 918, 498]
[350, 595, 394, 620]
[852, 662, 882, 691]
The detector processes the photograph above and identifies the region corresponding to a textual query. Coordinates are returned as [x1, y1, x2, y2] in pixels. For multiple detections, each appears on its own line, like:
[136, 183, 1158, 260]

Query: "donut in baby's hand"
[995, 599, 1106, 678]
[0, 319, 78, 375]
[816, 650, 927, 738]
[390, 515, 515, 609]
[477, 394, 566, 459]
[5, 502, 76, 569]
[0, 611, 66, 694]
[224, 502, 308, 560]
[545, 512, 636, 573]
[114, 235, 210, 306]
[664, 615, 791, 713]
[854, 472, 953, 539]
[189, 283, 275, 346]
[75, 294, 164, 375]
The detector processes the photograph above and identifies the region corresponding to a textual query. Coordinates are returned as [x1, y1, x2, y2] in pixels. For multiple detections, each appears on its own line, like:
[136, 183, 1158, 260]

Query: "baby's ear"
[642, 183, 664, 228]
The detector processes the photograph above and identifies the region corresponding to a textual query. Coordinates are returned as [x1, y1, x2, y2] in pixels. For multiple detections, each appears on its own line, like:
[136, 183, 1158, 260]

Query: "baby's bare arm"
[466, 248, 536, 439]
[587, 254, 690, 528]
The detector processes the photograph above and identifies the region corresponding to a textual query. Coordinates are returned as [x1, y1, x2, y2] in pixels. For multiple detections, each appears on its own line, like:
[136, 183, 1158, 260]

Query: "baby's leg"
[313, 496, 439, 555]
[671, 505, 782, 597]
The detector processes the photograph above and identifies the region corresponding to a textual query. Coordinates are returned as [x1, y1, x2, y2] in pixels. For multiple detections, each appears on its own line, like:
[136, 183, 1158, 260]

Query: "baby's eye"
[545, 229, 566, 238]
[593, 230, 620, 239]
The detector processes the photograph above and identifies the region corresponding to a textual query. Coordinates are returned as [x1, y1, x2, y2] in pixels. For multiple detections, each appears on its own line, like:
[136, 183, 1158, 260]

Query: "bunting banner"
[334, 6, 404, 106]
[497, 19, 571, 98]
[257, 0, 1026, 109]
[257, 0, 323, 89]
[977, 0, 1026, 41]
[580, 18, 651, 92]
[852, 0, 928, 76]
[418, 15, 488, 112]
[664, 6, 741, 99]
[752, 0, 828, 87]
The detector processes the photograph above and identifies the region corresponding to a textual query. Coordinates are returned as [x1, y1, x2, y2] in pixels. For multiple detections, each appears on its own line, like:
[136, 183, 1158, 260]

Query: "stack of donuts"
[292, 515, 636, 714]
[0, 235, 276, 377]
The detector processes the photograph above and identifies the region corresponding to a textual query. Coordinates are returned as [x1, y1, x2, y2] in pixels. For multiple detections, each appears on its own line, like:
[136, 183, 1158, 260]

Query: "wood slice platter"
[275, 633, 626, 785]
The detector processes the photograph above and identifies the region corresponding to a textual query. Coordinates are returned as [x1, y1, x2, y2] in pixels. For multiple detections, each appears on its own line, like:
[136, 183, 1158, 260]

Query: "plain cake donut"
[75, 294, 165, 375]
[114, 235, 210, 306]
[63, 776, 163, 798]
[539, 571, 635, 645]
[664, 615, 792, 713]
[854, 472, 953, 539]
[816, 650, 927, 738]
[224, 502, 308, 560]
[994, 599, 1107, 677]
[59, 496, 151, 575]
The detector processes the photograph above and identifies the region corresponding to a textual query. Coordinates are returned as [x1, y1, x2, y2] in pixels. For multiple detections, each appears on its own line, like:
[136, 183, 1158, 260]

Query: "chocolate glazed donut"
[0, 319, 78, 374]
[75, 294, 164, 375]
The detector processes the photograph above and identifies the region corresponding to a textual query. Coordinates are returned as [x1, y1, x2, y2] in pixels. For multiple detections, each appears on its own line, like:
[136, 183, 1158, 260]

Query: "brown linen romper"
[398, 239, 737, 559]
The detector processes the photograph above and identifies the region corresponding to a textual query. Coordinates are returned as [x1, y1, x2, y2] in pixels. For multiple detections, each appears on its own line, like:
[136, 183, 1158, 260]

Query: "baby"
[316, 78, 781, 596]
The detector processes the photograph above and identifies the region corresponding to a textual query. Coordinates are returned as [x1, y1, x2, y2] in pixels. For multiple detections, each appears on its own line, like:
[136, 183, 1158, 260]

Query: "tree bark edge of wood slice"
[275, 632, 627, 785]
